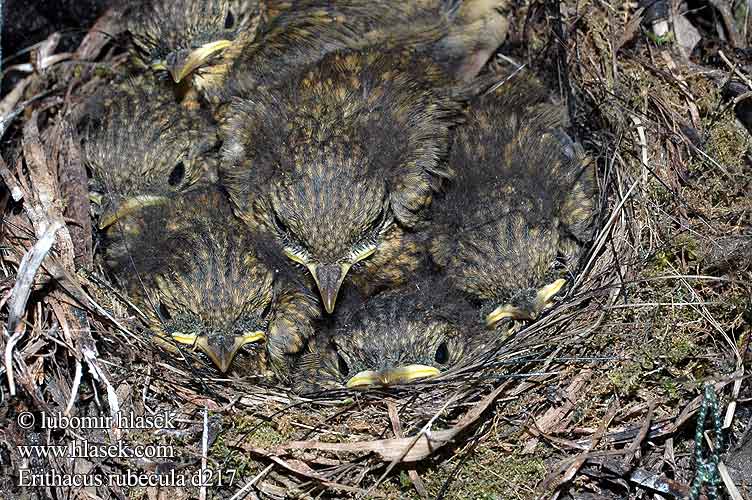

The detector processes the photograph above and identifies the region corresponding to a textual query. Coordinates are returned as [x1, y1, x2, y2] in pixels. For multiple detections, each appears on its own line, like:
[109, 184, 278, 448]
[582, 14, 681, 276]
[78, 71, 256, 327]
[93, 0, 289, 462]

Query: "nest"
[1, 2, 750, 499]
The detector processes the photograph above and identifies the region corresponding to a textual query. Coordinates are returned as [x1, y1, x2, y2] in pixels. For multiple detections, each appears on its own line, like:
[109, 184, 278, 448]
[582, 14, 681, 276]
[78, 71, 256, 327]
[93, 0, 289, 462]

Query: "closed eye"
[158, 302, 171, 321]
[350, 204, 390, 264]
[337, 352, 350, 376]
[271, 208, 289, 235]
[224, 10, 236, 29]
[272, 210, 310, 264]
[168, 161, 186, 187]
[434, 341, 450, 364]
[370, 202, 393, 234]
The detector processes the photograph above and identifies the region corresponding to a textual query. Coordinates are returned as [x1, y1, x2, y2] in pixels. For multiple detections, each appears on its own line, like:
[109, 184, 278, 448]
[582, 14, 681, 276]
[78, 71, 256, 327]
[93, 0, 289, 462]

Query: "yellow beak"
[485, 279, 567, 327]
[89, 192, 104, 206]
[485, 304, 527, 327]
[346, 365, 441, 389]
[308, 262, 351, 314]
[167, 40, 232, 83]
[187, 330, 265, 373]
[98, 195, 169, 229]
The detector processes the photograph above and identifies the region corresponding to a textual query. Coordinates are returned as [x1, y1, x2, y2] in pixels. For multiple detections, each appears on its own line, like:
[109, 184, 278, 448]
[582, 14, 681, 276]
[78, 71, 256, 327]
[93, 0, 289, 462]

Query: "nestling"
[104, 187, 319, 376]
[84, 83, 220, 231]
[221, 0, 509, 102]
[128, 0, 263, 98]
[297, 281, 492, 390]
[221, 44, 498, 314]
[430, 72, 596, 329]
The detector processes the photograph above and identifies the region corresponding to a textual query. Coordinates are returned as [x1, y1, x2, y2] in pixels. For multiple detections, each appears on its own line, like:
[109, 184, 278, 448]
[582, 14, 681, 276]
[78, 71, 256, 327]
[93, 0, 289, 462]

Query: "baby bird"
[220, 44, 486, 314]
[105, 187, 320, 376]
[298, 280, 492, 390]
[217, 0, 509, 103]
[84, 83, 219, 231]
[430, 72, 596, 329]
[128, 0, 263, 98]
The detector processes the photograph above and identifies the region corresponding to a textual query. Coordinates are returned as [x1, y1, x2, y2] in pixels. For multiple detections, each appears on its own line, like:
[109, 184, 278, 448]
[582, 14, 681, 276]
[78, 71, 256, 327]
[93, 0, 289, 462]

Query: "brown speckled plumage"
[128, 0, 263, 97]
[106, 188, 319, 377]
[212, 0, 509, 104]
[220, 46, 485, 312]
[84, 83, 219, 228]
[296, 280, 492, 391]
[430, 73, 596, 325]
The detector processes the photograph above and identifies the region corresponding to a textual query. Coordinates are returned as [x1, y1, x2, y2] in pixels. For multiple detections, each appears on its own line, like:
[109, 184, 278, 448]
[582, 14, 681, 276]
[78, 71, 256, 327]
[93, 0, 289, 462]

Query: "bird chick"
[128, 0, 263, 98]
[216, 0, 509, 104]
[430, 73, 596, 329]
[298, 281, 490, 390]
[221, 46, 487, 314]
[84, 83, 219, 231]
[104, 187, 319, 376]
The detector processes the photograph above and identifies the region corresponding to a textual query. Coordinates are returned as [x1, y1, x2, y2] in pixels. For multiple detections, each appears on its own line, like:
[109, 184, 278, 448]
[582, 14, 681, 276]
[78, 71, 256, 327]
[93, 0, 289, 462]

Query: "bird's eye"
[158, 302, 171, 321]
[370, 200, 393, 234]
[271, 210, 289, 234]
[336, 353, 350, 376]
[224, 10, 236, 29]
[434, 342, 450, 365]
[168, 161, 186, 187]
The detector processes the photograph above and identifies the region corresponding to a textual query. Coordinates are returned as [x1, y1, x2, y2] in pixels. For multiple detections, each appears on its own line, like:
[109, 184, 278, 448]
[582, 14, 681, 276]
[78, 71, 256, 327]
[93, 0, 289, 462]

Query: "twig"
[81, 346, 122, 440]
[547, 0, 575, 118]
[717, 462, 743, 500]
[540, 400, 619, 492]
[0, 155, 23, 202]
[5, 219, 62, 348]
[367, 391, 464, 497]
[707, 0, 743, 48]
[718, 51, 752, 90]
[387, 401, 428, 498]
[200, 407, 209, 500]
[228, 464, 274, 500]
[64, 359, 83, 415]
[621, 400, 655, 472]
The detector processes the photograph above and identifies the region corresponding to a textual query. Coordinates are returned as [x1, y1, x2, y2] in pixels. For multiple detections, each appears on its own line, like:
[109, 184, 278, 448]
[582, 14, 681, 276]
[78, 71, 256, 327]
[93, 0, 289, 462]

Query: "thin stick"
[718, 50, 752, 90]
[366, 395, 458, 497]
[65, 359, 83, 415]
[228, 464, 274, 500]
[200, 407, 209, 500]
[6, 220, 62, 333]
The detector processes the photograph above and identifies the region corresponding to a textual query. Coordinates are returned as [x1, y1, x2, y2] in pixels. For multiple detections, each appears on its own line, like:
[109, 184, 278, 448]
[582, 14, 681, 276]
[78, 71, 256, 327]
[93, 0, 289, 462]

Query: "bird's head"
[481, 277, 567, 329]
[85, 87, 219, 230]
[220, 48, 464, 315]
[433, 206, 566, 330]
[264, 149, 395, 314]
[129, 0, 259, 84]
[429, 87, 585, 330]
[119, 191, 276, 373]
[147, 235, 275, 373]
[318, 285, 484, 389]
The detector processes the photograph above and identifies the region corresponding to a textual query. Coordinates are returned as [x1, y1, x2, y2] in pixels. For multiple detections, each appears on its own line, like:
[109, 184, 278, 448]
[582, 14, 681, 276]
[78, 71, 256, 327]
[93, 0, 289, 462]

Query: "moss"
[379, 448, 546, 499]
[607, 360, 643, 397]
[702, 113, 752, 172]
[233, 415, 291, 448]
[665, 331, 696, 365]
[645, 30, 674, 46]
[208, 415, 292, 485]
